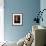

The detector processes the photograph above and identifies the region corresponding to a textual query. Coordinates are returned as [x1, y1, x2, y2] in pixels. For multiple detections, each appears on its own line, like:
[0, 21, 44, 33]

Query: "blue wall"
[4, 0, 40, 42]
[40, 0, 46, 27]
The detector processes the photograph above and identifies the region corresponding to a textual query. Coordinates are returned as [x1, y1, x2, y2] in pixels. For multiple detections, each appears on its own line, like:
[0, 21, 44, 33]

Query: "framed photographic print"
[13, 13, 22, 25]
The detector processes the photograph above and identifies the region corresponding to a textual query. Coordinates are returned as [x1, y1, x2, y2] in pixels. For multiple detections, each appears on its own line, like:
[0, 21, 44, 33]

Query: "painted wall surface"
[4, 0, 40, 42]
[40, 0, 46, 27]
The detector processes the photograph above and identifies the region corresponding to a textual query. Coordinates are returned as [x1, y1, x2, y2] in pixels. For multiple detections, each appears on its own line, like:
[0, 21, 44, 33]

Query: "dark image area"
[14, 15, 20, 23]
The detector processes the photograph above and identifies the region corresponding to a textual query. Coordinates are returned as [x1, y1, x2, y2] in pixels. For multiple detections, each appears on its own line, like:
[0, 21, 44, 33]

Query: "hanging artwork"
[13, 13, 22, 25]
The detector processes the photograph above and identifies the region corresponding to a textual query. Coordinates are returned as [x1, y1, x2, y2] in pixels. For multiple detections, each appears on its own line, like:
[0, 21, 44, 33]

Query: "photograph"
[13, 13, 22, 25]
